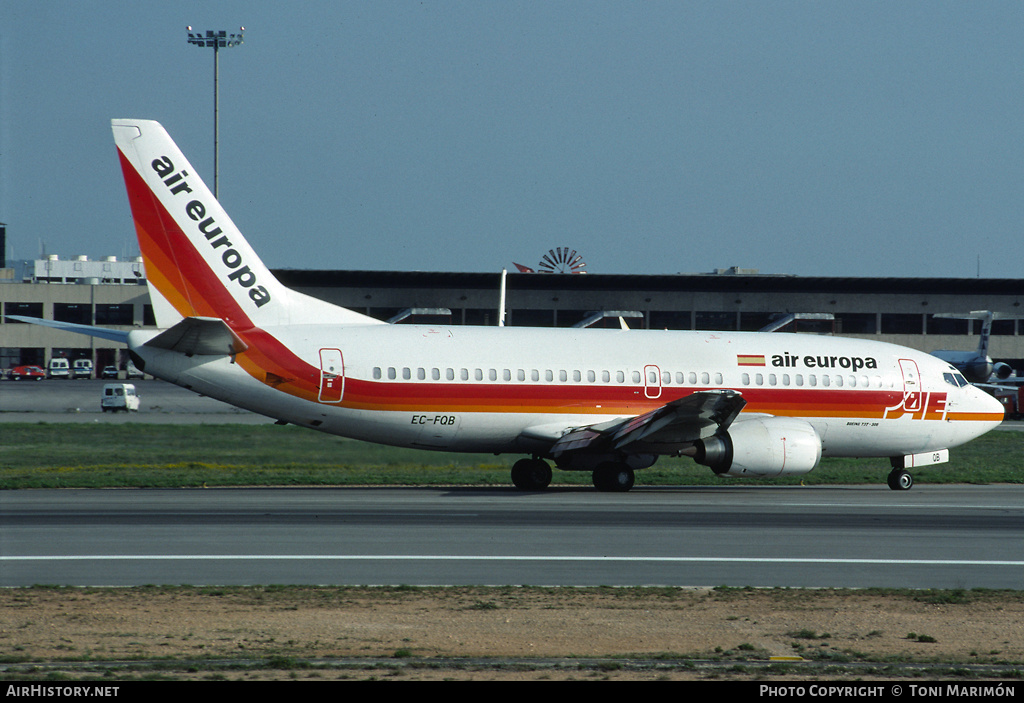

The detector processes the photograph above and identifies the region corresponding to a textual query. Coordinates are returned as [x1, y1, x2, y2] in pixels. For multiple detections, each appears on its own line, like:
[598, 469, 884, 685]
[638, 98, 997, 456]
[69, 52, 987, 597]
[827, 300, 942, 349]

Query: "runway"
[2, 485, 1022, 589]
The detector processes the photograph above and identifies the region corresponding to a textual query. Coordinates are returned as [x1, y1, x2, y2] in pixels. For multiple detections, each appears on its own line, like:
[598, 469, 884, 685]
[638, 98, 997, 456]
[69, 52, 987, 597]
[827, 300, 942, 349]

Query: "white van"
[72, 359, 94, 379]
[48, 358, 70, 379]
[101, 383, 140, 412]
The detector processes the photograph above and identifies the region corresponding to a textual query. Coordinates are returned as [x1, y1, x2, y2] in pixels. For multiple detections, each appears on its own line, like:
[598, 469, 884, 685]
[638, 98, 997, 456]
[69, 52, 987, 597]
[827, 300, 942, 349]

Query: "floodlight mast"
[186, 26, 245, 198]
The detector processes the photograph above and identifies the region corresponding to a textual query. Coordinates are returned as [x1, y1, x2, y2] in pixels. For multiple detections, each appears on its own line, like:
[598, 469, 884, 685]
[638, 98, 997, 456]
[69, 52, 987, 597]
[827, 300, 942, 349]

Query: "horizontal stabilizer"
[143, 317, 248, 356]
[5, 316, 130, 344]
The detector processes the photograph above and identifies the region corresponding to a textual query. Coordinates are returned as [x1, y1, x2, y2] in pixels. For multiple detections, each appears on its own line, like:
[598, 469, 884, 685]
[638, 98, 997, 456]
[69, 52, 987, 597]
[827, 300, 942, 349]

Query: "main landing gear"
[511, 458, 552, 491]
[511, 458, 637, 492]
[592, 462, 635, 492]
[887, 467, 914, 491]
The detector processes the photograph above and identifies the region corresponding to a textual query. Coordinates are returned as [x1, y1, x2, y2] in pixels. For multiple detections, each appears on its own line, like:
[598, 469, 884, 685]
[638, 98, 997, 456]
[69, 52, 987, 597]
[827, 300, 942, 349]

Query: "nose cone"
[965, 384, 1006, 435]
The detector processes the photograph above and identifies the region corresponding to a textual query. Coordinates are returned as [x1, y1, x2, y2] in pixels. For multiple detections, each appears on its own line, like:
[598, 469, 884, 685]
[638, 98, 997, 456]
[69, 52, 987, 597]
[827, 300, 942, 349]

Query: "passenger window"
[387, 367, 397, 380]
[373, 367, 382, 380]
[616, 371, 625, 383]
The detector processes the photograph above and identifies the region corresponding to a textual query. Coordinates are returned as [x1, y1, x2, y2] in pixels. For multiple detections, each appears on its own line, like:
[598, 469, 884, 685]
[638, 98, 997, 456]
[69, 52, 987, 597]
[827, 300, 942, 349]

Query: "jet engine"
[992, 362, 1013, 380]
[694, 417, 822, 477]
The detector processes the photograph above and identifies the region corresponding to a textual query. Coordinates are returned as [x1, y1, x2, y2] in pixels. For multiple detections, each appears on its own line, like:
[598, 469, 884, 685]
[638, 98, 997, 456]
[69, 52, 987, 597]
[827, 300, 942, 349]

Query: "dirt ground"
[1, 587, 1022, 681]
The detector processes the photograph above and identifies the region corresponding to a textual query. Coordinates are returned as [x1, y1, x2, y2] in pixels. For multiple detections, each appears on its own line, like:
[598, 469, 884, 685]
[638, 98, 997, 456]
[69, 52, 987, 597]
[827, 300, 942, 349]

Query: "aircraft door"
[319, 348, 344, 403]
[644, 364, 662, 399]
[898, 358, 922, 414]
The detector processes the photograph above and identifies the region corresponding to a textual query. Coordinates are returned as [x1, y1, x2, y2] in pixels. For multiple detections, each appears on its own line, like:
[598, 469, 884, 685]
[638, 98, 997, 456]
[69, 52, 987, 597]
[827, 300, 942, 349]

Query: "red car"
[8, 365, 46, 381]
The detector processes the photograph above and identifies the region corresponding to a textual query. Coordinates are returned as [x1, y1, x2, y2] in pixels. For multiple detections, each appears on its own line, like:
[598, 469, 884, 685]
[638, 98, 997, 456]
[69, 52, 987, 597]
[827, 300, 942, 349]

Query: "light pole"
[186, 26, 245, 199]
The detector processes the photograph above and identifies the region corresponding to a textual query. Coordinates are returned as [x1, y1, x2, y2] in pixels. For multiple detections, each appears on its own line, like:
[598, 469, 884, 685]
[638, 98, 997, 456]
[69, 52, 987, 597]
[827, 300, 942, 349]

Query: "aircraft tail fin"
[111, 119, 378, 330]
[976, 312, 993, 358]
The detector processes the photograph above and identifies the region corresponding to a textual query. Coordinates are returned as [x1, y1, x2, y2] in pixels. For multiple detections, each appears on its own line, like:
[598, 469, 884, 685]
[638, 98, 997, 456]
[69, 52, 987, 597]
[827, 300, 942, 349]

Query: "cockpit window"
[943, 372, 970, 388]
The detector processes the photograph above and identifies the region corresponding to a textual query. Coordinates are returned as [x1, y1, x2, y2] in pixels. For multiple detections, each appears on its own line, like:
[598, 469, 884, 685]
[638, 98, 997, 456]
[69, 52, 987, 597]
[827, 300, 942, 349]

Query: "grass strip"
[1, 422, 1022, 490]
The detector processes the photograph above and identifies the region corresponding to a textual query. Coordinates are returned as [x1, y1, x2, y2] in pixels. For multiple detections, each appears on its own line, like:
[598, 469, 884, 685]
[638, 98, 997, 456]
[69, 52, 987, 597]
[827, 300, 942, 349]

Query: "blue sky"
[2, 1, 1024, 278]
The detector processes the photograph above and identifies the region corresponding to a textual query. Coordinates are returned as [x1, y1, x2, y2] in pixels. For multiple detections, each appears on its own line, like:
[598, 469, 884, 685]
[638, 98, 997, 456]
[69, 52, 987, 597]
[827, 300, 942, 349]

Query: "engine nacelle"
[695, 417, 822, 477]
[992, 362, 1013, 380]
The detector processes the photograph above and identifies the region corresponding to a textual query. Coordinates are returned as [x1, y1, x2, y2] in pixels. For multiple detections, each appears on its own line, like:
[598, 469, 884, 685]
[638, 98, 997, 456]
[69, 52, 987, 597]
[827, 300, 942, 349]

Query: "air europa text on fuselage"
[773, 352, 878, 371]
[150, 155, 271, 309]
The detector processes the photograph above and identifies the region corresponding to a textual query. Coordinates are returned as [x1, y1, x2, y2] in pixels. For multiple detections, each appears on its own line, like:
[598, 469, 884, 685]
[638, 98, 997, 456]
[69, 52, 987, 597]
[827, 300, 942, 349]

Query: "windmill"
[513, 247, 587, 274]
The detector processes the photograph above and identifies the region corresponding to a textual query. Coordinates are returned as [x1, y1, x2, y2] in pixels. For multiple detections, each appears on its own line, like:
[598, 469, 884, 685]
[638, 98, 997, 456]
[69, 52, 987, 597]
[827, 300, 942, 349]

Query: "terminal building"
[3, 248, 1024, 377]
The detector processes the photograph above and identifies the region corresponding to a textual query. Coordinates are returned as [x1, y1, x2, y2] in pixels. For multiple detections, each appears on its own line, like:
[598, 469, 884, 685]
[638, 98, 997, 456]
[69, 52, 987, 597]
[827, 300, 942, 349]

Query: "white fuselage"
[129, 323, 1004, 461]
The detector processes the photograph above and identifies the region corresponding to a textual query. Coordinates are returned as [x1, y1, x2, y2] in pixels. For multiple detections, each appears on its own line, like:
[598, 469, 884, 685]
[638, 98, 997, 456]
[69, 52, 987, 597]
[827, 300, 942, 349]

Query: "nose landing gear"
[887, 467, 914, 491]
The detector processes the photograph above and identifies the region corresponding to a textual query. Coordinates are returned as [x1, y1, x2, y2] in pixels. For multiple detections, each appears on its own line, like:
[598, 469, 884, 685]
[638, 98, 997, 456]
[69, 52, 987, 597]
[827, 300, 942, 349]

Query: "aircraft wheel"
[511, 458, 552, 491]
[593, 462, 635, 492]
[887, 468, 914, 491]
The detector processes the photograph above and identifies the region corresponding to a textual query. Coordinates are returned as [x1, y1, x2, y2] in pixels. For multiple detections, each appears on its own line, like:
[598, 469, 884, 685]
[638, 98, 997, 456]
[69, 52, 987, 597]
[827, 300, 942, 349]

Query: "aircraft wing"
[546, 390, 746, 459]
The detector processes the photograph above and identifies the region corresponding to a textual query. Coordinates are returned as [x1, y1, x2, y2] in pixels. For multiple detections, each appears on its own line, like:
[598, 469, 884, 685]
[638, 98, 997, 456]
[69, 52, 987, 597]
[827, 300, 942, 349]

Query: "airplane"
[12, 119, 1006, 492]
[931, 311, 1016, 384]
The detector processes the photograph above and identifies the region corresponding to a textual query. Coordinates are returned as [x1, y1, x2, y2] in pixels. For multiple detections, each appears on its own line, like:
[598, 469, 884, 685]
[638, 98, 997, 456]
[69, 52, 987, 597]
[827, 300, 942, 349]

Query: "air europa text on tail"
[151, 155, 271, 309]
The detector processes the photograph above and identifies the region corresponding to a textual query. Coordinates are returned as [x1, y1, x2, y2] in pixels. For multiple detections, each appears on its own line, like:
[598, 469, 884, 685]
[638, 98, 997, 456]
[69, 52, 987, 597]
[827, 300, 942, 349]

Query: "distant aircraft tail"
[111, 119, 376, 330]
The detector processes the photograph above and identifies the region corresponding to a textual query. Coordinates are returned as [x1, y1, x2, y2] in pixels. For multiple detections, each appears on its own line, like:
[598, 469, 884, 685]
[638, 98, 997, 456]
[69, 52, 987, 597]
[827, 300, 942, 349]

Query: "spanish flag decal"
[737, 354, 766, 366]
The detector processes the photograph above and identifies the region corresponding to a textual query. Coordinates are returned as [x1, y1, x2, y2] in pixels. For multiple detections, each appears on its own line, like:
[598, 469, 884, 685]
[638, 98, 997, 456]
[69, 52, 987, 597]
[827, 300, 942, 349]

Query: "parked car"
[72, 359, 94, 379]
[9, 365, 46, 381]
[125, 361, 144, 379]
[101, 365, 120, 379]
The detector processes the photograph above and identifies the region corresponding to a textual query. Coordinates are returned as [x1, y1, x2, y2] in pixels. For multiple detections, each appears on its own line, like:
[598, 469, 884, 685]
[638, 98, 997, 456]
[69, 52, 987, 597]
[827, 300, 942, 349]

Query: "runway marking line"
[4, 555, 1024, 567]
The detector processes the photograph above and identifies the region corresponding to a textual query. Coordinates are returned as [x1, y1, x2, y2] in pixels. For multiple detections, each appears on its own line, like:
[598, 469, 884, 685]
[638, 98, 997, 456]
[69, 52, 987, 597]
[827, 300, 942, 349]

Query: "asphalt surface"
[0, 377, 267, 423]
[2, 485, 1022, 588]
